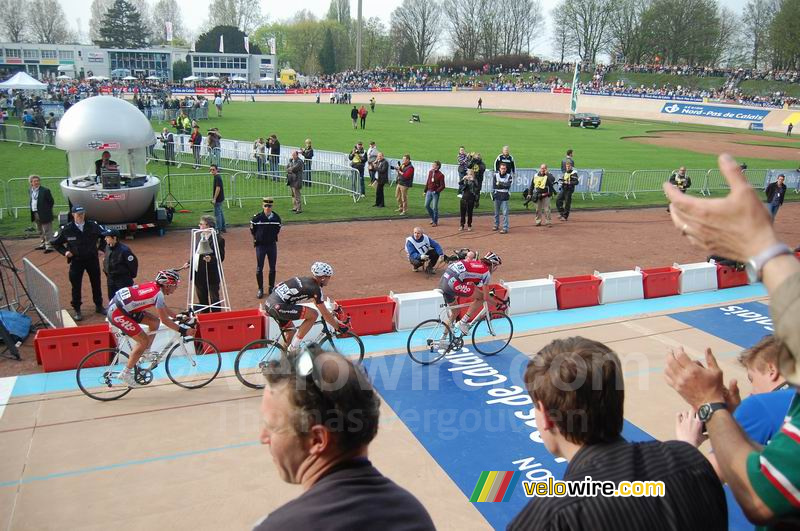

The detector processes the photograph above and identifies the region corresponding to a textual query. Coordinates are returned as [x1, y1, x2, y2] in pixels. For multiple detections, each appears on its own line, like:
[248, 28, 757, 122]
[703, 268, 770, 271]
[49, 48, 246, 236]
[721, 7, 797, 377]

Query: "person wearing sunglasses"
[255, 345, 435, 530]
[263, 262, 346, 354]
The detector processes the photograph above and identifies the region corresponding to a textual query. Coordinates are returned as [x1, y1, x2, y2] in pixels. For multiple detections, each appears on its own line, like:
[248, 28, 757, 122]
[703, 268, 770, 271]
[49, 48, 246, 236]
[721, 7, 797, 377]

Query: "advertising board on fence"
[661, 102, 771, 121]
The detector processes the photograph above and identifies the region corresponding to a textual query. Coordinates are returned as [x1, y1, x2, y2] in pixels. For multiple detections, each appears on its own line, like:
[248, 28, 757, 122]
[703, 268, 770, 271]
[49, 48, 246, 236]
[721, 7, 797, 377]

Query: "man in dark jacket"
[467, 153, 486, 208]
[765, 174, 788, 220]
[192, 215, 225, 313]
[350, 105, 358, 129]
[102, 229, 138, 300]
[348, 142, 366, 197]
[557, 161, 580, 221]
[29, 175, 54, 253]
[373, 152, 389, 208]
[667, 166, 691, 212]
[251, 197, 282, 298]
[160, 127, 175, 166]
[494, 145, 516, 174]
[286, 150, 305, 214]
[50, 206, 106, 321]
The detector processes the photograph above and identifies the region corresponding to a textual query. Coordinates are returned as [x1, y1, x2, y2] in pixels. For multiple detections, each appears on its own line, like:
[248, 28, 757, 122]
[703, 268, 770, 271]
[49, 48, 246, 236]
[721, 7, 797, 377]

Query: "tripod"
[159, 162, 184, 211]
[0, 238, 46, 360]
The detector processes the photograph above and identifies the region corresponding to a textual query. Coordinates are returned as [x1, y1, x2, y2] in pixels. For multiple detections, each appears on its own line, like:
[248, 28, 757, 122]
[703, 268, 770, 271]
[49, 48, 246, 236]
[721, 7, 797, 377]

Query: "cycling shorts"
[265, 302, 307, 327]
[108, 305, 145, 337]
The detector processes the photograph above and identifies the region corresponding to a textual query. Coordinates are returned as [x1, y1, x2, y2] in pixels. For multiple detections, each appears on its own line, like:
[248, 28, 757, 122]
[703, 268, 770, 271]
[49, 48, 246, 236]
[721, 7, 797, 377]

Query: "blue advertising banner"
[670, 301, 772, 348]
[583, 90, 703, 103]
[364, 344, 652, 530]
[661, 102, 771, 121]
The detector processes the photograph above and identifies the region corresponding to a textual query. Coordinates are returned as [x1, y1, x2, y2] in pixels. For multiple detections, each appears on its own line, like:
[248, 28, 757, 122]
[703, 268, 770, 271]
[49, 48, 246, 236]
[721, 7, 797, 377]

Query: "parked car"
[569, 113, 601, 128]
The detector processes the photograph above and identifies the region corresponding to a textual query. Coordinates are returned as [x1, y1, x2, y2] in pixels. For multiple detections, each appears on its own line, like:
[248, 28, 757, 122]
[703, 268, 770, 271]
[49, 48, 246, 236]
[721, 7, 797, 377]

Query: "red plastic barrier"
[455, 284, 508, 318]
[337, 296, 396, 336]
[196, 308, 265, 353]
[641, 267, 681, 299]
[554, 275, 601, 310]
[34, 324, 115, 373]
[716, 263, 748, 289]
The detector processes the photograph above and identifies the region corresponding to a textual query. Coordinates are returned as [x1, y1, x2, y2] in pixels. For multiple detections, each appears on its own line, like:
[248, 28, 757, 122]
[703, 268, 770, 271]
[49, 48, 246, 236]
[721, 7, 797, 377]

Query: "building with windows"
[189, 52, 275, 84]
[0, 42, 276, 83]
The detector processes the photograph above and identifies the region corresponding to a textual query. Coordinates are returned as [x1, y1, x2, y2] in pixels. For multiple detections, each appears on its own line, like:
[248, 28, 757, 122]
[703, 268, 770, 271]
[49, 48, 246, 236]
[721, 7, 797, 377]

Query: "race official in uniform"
[405, 226, 443, 274]
[251, 197, 282, 298]
[557, 161, 580, 221]
[102, 228, 138, 300]
[50, 206, 106, 321]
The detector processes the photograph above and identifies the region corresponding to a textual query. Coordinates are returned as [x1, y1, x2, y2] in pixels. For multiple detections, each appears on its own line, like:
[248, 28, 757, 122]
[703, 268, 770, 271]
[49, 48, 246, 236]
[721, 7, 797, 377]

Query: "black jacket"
[374, 159, 389, 183]
[468, 157, 486, 180]
[193, 232, 225, 285]
[251, 211, 282, 245]
[51, 220, 106, 262]
[559, 170, 580, 192]
[30, 185, 54, 223]
[669, 172, 691, 191]
[104, 242, 138, 283]
[494, 153, 516, 174]
[766, 182, 787, 205]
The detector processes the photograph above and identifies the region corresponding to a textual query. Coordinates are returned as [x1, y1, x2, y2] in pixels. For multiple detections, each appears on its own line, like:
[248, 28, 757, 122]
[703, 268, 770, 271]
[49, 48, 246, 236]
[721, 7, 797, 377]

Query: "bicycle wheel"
[321, 331, 365, 364]
[472, 312, 514, 356]
[234, 338, 286, 390]
[76, 348, 132, 401]
[407, 319, 453, 365]
[165, 337, 222, 389]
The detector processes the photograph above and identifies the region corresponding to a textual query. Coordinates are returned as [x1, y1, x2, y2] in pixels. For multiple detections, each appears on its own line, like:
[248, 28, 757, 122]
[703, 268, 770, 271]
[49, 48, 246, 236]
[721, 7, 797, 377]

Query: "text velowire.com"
[523, 477, 666, 498]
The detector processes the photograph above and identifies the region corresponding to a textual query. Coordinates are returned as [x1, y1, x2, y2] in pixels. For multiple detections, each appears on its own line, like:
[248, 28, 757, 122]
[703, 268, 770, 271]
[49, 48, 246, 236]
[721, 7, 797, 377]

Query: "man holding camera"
[528, 164, 556, 227]
[395, 155, 414, 215]
[557, 161, 579, 221]
[406, 227, 443, 274]
[349, 142, 366, 198]
[373, 152, 389, 208]
[667, 166, 691, 212]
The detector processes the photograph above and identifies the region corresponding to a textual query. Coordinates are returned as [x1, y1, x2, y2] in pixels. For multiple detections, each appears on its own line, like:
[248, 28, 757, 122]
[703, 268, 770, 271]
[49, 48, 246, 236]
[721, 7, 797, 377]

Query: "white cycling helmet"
[311, 261, 334, 278]
[482, 251, 502, 267]
[155, 269, 181, 286]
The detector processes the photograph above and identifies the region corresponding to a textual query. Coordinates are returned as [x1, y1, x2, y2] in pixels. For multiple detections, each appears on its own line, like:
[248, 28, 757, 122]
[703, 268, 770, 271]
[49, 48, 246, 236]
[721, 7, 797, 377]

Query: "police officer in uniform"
[50, 206, 106, 321]
[102, 228, 138, 300]
[250, 197, 282, 298]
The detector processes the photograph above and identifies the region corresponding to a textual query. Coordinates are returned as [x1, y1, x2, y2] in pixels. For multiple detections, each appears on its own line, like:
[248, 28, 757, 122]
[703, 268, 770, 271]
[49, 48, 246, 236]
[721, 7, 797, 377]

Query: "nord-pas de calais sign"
[661, 102, 771, 122]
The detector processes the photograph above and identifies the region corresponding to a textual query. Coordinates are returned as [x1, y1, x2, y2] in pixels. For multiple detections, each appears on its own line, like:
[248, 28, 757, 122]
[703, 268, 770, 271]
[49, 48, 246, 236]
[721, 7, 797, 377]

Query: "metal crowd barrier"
[22, 257, 62, 328]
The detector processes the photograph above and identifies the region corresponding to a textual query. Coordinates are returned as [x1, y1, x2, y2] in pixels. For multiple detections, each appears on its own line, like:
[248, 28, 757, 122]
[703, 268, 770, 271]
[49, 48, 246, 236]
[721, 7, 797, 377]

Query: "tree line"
[1, 0, 799, 74]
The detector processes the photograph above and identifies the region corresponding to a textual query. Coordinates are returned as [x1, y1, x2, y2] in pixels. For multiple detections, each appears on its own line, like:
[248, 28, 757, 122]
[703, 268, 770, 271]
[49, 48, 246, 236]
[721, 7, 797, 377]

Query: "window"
[41, 49, 57, 59]
[23, 49, 39, 59]
[261, 58, 272, 65]
[58, 50, 74, 60]
[5, 49, 21, 58]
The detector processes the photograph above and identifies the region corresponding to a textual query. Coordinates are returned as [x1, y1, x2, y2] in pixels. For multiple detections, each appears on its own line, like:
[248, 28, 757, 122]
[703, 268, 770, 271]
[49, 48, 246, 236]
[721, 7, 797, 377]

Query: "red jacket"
[425, 169, 445, 193]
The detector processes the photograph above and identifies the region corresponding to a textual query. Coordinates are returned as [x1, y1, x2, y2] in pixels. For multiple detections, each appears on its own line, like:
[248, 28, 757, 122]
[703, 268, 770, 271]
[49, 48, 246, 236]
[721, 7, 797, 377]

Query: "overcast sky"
[60, 0, 751, 61]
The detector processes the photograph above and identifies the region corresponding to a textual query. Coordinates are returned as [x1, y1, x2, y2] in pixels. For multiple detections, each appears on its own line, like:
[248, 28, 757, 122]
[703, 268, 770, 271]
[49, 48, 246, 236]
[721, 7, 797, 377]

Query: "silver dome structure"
[56, 96, 161, 224]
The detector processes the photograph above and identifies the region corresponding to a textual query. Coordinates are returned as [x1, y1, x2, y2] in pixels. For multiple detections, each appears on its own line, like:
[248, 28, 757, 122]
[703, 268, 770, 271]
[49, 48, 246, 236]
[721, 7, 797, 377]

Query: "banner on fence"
[661, 102, 771, 121]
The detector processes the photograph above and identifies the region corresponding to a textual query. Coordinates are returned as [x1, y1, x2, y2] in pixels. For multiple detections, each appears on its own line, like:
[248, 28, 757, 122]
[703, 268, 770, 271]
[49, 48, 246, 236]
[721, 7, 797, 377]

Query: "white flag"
[191, 40, 196, 52]
[165, 21, 173, 42]
[244, 35, 249, 53]
[269, 37, 276, 55]
[570, 62, 580, 113]
[219, 35, 224, 53]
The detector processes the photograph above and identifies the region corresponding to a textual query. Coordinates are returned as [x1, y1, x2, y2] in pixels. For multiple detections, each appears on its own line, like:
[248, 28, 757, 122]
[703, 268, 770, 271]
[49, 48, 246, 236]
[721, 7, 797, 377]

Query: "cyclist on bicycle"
[263, 261, 347, 353]
[107, 269, 194, 386]
[439, 251, 502, 335]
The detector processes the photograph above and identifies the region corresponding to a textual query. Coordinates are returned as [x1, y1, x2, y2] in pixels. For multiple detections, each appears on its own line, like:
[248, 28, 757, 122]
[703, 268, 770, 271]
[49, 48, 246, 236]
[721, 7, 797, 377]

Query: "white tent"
[87, 75, 108, 81]
[183, 75, 200, 81]
[0, 71, 47, 90]
[122, 75, 137, 80]
[205, 75, 219, 81]
[146, 75, 160, 80]
[231, 76, 247, 82]
[56, 74, 72, 80]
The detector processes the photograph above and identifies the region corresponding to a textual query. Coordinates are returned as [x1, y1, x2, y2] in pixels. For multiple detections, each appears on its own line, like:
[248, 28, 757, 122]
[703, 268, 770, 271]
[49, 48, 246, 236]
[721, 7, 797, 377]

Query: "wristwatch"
[745, 243, 792, 284]
[697, 402, 727, 423]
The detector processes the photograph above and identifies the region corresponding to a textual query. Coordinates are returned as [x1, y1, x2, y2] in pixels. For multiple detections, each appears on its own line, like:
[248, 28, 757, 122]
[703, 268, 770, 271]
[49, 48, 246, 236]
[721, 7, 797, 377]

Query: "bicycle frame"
[439, 289, 508, 336]
[111, 326, 195, 370]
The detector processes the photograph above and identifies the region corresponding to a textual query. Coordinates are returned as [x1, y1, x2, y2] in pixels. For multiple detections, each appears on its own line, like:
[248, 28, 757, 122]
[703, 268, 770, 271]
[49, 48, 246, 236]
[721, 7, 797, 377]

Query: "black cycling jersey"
[266, 276, 323, 306]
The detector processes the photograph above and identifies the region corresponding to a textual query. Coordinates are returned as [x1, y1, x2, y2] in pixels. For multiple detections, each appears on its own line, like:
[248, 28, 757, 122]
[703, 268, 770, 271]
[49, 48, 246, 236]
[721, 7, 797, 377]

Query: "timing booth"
[55, 96, 168, 232]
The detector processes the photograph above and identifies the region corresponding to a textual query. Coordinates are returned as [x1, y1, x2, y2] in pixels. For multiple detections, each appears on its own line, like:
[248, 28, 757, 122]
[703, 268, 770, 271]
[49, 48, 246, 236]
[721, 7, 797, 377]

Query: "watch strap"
[748, 243, 792, 281]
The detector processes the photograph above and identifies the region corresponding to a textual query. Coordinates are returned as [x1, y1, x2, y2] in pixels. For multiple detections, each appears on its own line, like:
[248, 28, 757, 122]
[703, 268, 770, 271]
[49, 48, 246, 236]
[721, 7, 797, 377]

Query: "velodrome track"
[0, 283, 775, 529]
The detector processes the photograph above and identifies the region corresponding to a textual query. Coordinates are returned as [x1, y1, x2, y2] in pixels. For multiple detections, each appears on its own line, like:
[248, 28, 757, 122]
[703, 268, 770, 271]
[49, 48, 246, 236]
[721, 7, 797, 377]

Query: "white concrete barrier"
[594, 269, 645, 304]
[391, 290, 446, 330]
[502, 278, 558, 315]
[675, 261, 718, 293]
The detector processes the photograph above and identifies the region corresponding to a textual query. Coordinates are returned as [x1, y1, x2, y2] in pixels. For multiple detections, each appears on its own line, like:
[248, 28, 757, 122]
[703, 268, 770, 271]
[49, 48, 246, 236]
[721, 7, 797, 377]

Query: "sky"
[60, 0, 751, 61]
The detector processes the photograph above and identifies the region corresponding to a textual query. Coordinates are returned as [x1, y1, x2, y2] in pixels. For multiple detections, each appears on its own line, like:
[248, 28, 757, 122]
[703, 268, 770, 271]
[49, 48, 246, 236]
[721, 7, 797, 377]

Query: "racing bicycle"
[76, 313, 222, 401]
[406, 289, 513, 365]
[234, 306, 365, 389]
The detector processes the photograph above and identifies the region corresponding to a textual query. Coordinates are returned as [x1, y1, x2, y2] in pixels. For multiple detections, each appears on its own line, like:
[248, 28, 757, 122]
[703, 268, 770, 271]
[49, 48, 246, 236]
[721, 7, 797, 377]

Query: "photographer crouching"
[405, 226, 443, 274]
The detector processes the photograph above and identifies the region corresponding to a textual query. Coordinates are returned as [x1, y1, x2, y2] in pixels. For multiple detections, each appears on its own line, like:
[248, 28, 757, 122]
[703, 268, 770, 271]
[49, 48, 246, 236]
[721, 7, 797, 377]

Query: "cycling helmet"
[482, 251, 502, 267]
[155, 269, 181, 286]
[311, 261, 334, 277]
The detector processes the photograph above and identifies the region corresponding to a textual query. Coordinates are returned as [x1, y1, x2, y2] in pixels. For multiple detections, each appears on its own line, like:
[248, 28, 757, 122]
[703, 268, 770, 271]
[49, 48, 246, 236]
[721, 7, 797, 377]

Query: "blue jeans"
[256, 157, 267, 176]
[210, 147, 221, 167]
[493, 199, 509, 231]
[214, 202, 226, 231]
[425, 191, 440, 223]
[767, 201, 781, 219]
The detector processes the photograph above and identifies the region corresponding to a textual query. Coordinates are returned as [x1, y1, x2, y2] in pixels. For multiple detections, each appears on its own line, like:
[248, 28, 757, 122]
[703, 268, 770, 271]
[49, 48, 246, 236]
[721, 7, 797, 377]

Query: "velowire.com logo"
[469, 471, 520, 503]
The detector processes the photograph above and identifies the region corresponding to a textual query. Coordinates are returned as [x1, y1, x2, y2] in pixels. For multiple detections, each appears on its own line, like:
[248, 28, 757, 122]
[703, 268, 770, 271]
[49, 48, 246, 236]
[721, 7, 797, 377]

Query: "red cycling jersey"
[441, 260, 491, 299]
[108, 282, 167, 336]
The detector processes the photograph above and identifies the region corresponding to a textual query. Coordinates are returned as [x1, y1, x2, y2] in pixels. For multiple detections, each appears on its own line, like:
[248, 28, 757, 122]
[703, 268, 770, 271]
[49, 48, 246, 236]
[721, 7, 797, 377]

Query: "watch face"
[698, 404, 711, 421]
[745, 260, 758, 284]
